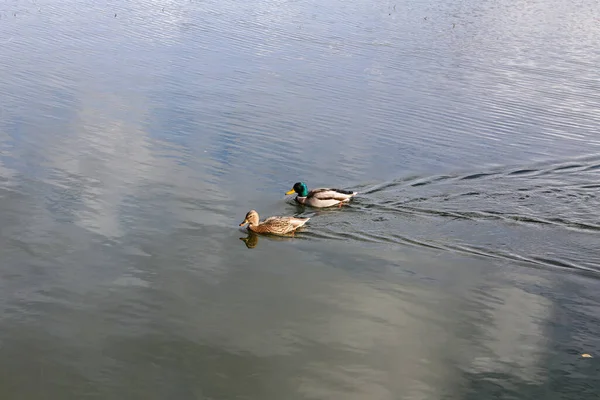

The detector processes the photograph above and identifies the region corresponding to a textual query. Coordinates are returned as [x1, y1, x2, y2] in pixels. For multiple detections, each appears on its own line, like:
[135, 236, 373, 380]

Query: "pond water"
[0, 0, 599, 398]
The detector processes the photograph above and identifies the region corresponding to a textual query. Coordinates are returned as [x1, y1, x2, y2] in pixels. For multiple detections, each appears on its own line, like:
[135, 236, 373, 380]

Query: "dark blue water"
[1, 0, 599, 398]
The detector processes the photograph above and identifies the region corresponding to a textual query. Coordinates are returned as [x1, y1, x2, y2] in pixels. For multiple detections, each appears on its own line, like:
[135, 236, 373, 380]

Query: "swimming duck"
[285, 181, 357, 208]
[239, 210, 310, 236]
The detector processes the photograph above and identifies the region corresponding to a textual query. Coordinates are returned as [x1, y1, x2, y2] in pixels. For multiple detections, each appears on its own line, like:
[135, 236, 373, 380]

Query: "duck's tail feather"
[333, 188, 357, 195]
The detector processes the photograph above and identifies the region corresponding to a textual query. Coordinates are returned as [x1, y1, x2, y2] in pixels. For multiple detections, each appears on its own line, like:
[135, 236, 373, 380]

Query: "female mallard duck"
[285, 181, 357, 208]
[239, 210, 310, 236]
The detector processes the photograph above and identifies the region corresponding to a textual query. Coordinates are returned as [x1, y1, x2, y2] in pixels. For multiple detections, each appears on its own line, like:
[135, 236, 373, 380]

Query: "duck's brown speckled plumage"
[239, 210, 309, 236]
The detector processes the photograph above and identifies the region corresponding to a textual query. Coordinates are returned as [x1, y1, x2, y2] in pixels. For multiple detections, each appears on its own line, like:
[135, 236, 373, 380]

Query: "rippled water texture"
[1, 0, 599, 398]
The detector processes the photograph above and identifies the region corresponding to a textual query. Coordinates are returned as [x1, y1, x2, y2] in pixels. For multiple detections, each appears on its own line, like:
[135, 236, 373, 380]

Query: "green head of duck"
[286, 182, 309, 197]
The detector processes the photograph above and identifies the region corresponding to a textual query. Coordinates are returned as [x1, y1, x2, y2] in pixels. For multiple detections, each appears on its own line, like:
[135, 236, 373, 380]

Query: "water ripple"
[297, 156, 600, 277]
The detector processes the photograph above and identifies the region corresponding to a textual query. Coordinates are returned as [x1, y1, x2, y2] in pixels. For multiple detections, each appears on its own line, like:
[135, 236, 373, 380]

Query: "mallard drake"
[239, 210, 310, 236]
[285, 181, 357, 208]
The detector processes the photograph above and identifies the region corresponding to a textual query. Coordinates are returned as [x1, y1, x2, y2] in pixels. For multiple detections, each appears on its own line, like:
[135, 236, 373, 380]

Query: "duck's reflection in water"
[240, 232, 260, 249]
[239, 231, 301, 249]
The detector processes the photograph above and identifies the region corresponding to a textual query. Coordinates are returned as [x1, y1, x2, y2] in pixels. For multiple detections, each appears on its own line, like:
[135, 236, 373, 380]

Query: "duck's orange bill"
[285, 189, 295, 195]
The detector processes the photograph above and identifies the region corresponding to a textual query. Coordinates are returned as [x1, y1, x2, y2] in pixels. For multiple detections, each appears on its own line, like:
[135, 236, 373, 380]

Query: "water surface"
[1, 0, 599, 398]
